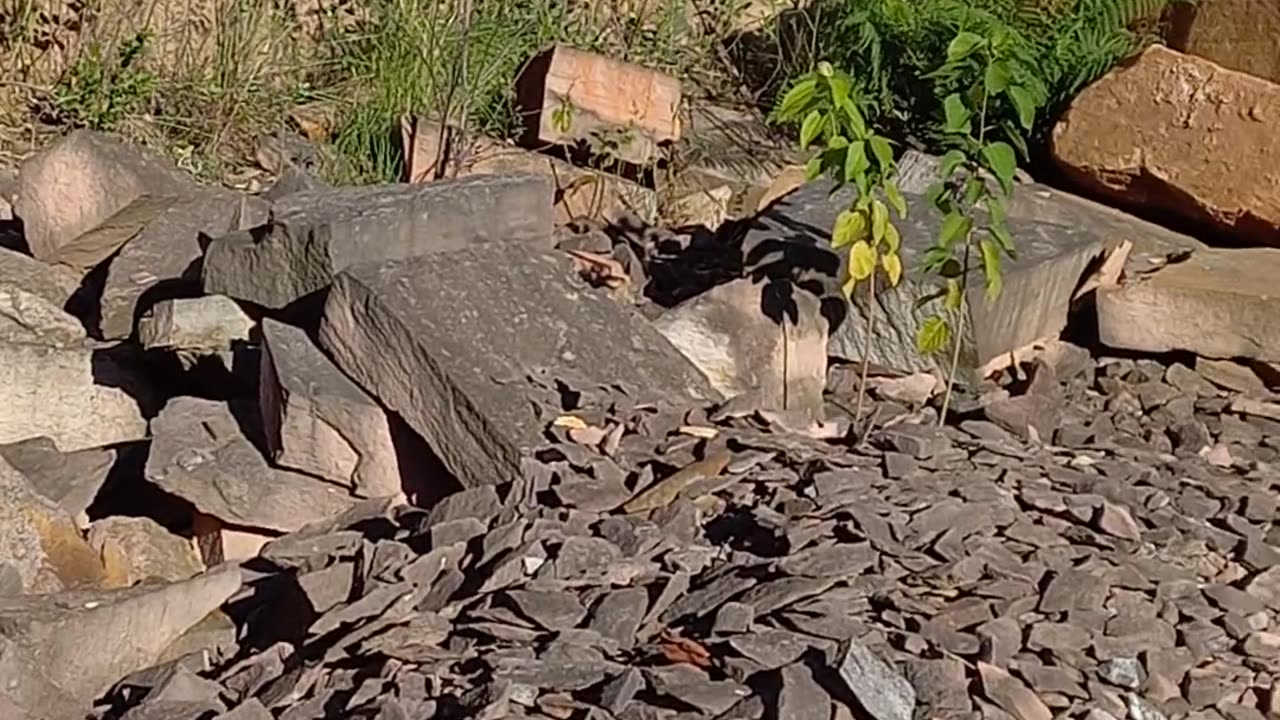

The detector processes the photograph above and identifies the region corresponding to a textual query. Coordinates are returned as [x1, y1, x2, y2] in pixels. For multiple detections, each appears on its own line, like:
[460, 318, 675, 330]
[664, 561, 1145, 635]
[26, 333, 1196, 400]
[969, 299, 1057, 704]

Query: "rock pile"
[0, 38, 1279, 720]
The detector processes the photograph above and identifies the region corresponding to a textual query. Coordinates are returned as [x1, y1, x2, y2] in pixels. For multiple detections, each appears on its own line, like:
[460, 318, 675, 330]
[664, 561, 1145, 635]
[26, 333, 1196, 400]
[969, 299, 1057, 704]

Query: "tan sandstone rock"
[1052, 45, 1280, 246]
[0, 456, 105, 594]
[1168, 0, 1280, 85]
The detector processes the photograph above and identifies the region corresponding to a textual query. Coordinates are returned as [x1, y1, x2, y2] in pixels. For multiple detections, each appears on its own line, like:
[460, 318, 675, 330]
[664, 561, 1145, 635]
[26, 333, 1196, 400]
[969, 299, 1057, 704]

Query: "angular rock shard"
[1097, 248, 1280, 362]
[0, 342, 147, 451]
[0, 564, 241, 704]
[202, 174, 554, 310]
[260, 318, 404, 498]
[319, 242, 719, 488]
[0, 436, 115, 520]
[1052, 45, 1280, 246]
[137, 295, 255, 354]
[653, 277, 828, 422]
[0, 456, 105, 593]
[743, 180, 1106, 374]
[146, 397, 358, 532]
[13, 130, 194, 262]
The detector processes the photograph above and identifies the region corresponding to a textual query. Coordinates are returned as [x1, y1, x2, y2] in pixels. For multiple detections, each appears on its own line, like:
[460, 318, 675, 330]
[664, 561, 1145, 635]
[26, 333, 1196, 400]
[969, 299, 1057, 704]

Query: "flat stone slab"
[742, 179, 1108, 374]
[145, 397, 359, 533]
[260, 318, 403, 498]
[318, 242, 720, 488]
[0, 342, 147, 452]
[0, 437, 115, 521]
[202, 173, 555, 310]
[1097, 247, 1280, 362]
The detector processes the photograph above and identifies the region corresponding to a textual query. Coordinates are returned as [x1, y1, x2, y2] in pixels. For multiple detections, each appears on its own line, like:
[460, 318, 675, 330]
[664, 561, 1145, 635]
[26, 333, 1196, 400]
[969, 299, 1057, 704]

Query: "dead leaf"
[1073, 239, 1132, 300]
[566, 249, 630, 289]
[552, 415, 588, 430]
[623, 449, 732, 513]
[658, 629, 712, 668]
[678, 425, 718, 439]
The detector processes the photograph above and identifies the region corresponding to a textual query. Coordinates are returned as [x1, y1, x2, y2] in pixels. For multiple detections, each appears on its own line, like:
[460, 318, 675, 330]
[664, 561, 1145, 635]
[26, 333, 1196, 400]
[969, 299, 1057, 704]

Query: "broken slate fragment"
[260, 319, 405, 498]
[977, 661, 1052, 720]
[646, 664, 750, 715]
[0, 436, 114, 520]
[776, 662, 830, 720]
[146, 397, 358, 532]
[0, 456, 105, 593]
[836, 635, 915, 720]
[504, 589, 587, 631]
[137, 295, 254, 354]
[318, 242, 719, 488]
[203, 174, 554, 309]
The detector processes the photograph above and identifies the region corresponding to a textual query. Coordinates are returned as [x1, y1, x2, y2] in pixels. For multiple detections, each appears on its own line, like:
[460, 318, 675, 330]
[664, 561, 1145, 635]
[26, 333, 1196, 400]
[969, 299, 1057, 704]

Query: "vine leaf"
[850, 240, 877, 281]
[981, 141, 1017, 196]
[882, 252, 903, 287]
[916, 315, 951, 355]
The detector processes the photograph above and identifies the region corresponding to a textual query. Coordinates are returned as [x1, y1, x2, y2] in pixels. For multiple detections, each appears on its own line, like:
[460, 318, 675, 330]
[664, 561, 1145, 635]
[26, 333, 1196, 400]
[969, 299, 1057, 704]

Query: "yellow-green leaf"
[938, 211, 971, 248]
[850, 240, 876, 281]
[882, 251, 902, 287]
[883, 221, 901, 253]
[800, 109, 823, 150]
[944, 278, 962, 310]
[869, 136, 894, 172]
[916, 315, 951, 355]
[804, 155, 823, 181]
[844, 140, 868, 184]
[980, 238, 1004, 300]
[841, 272, 857, 298]
[871, 200, 888, 242]
[773, 77, 818, 122]
[832, 209, 866, 249]
[885, 180, 907, 218]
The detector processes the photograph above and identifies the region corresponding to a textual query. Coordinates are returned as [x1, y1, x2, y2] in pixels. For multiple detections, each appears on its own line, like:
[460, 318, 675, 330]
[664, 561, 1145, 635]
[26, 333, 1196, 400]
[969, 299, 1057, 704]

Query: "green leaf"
[883, 221, 901, 254]
[827, 71, 852, 109]
[921, 246, 950, 273]
[964, 176, 984, 206]
[882, 251, 903, 287]
[981, 141, 1017, 196]
[916, 315, 951, 355]
[868, 136, 894, 172]
[980, 238, 1004, 300]
[844, 140, 869, 184]
[938, 211, 971, 248]
[944, 278, 962, 310]
[984, 61, 1010, 95]
[831, 209, 867, 249]
[942, 94, 971, 135]
[1007, 84, 1036, 130]
[804, 155, 822, 181]
[871, 200, 888, 242]
[773, 77, 818, 122]
[800, 109, 824, 150]
[885, 179, 907, 218]
[946, 31, 985, 62]
[939, 149, 966, 180]
[838, 95, 868, 137]
[850, 240, 876, 281]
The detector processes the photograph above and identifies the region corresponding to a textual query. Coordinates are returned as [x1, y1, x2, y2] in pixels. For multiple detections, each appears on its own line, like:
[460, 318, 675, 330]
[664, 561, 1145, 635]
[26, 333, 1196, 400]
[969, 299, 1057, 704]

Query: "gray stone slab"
[203, 174, 555, 310]
[318, 242, 719, 488]
[743, 179, 1109, 373]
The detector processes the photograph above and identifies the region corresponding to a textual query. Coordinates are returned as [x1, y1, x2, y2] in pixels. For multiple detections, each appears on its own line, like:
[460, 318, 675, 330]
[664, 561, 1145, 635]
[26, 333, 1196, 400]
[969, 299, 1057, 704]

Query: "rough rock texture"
[1052, 45, 1280, 246]
[260, 318, 404, 498]
[0, 247, 80, 308]
[52, 194, 178, 275]
[0, 457, 105, 593]
[145, 397, 359, 532]
[87, 516, 204, 586]
[0, 565, 240, 708]
[202, 174, 555, 309]
[743, 180, 1107, 374]
[0, 437, 115, 522]
[137, 295, 254, 353]
[13, 130, 194, 262]
[318, 242, 721, 488]
[99, 189, 260, 340]
[0, 342, 147, 451]
[1097, 248, 1280, 362]
[1167, 0, 1280, 84]
[653, 277, 828, 421]
[0, 284, 86, 347]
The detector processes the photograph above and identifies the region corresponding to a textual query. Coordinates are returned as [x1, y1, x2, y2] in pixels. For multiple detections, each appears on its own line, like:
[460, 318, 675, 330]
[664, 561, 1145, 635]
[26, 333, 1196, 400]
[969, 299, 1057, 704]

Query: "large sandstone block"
[0, 457, 105, 594]
[743, 180, 1108, 374]
[0, 437, 115, 522]
[653, 277, 828, 422]
[202, 174, 554, 309]
[14, 130, 194, 262]
[1168, 0, 1280, 84]
[146, 397, 359, 533]
[1051, 45, 1280, 246]
[98, 190, 261, 340]
[1097, 247, 1280, 362]
[260, 318, 403, 498]
[0, 247, 79, 308]
[0, 343, 147, 451]
[137, 295, 255, 353]
[516, 45, 681, 165]
[318, 243, 720, 488]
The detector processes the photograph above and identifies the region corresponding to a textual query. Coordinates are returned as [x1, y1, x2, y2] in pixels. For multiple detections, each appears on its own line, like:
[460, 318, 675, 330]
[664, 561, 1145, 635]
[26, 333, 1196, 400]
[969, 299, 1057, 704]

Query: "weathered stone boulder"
[0, 456, 105, 594]
[0, 342, 148, 451]
[202, 174, 554, 310]
[1097, 247, 1280, 362]
[1168, 0, 1280, 84]
[13, 130, 194, 263]
[0, 437, 115, 522]
[137, 295, 255, 353]
[0, 247, 79, 308]
[260, 318, 404, 498]
[318, 242, 720, 489]
[145, 397, 359, 533]
[1052, 45, 1280, 246]
[0, 565, 240, 710]
[88, 516, 204, 587]
[653, 277, 827, 421]
[0, 285, 85, 347]
[742, 180, 1107, 375]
